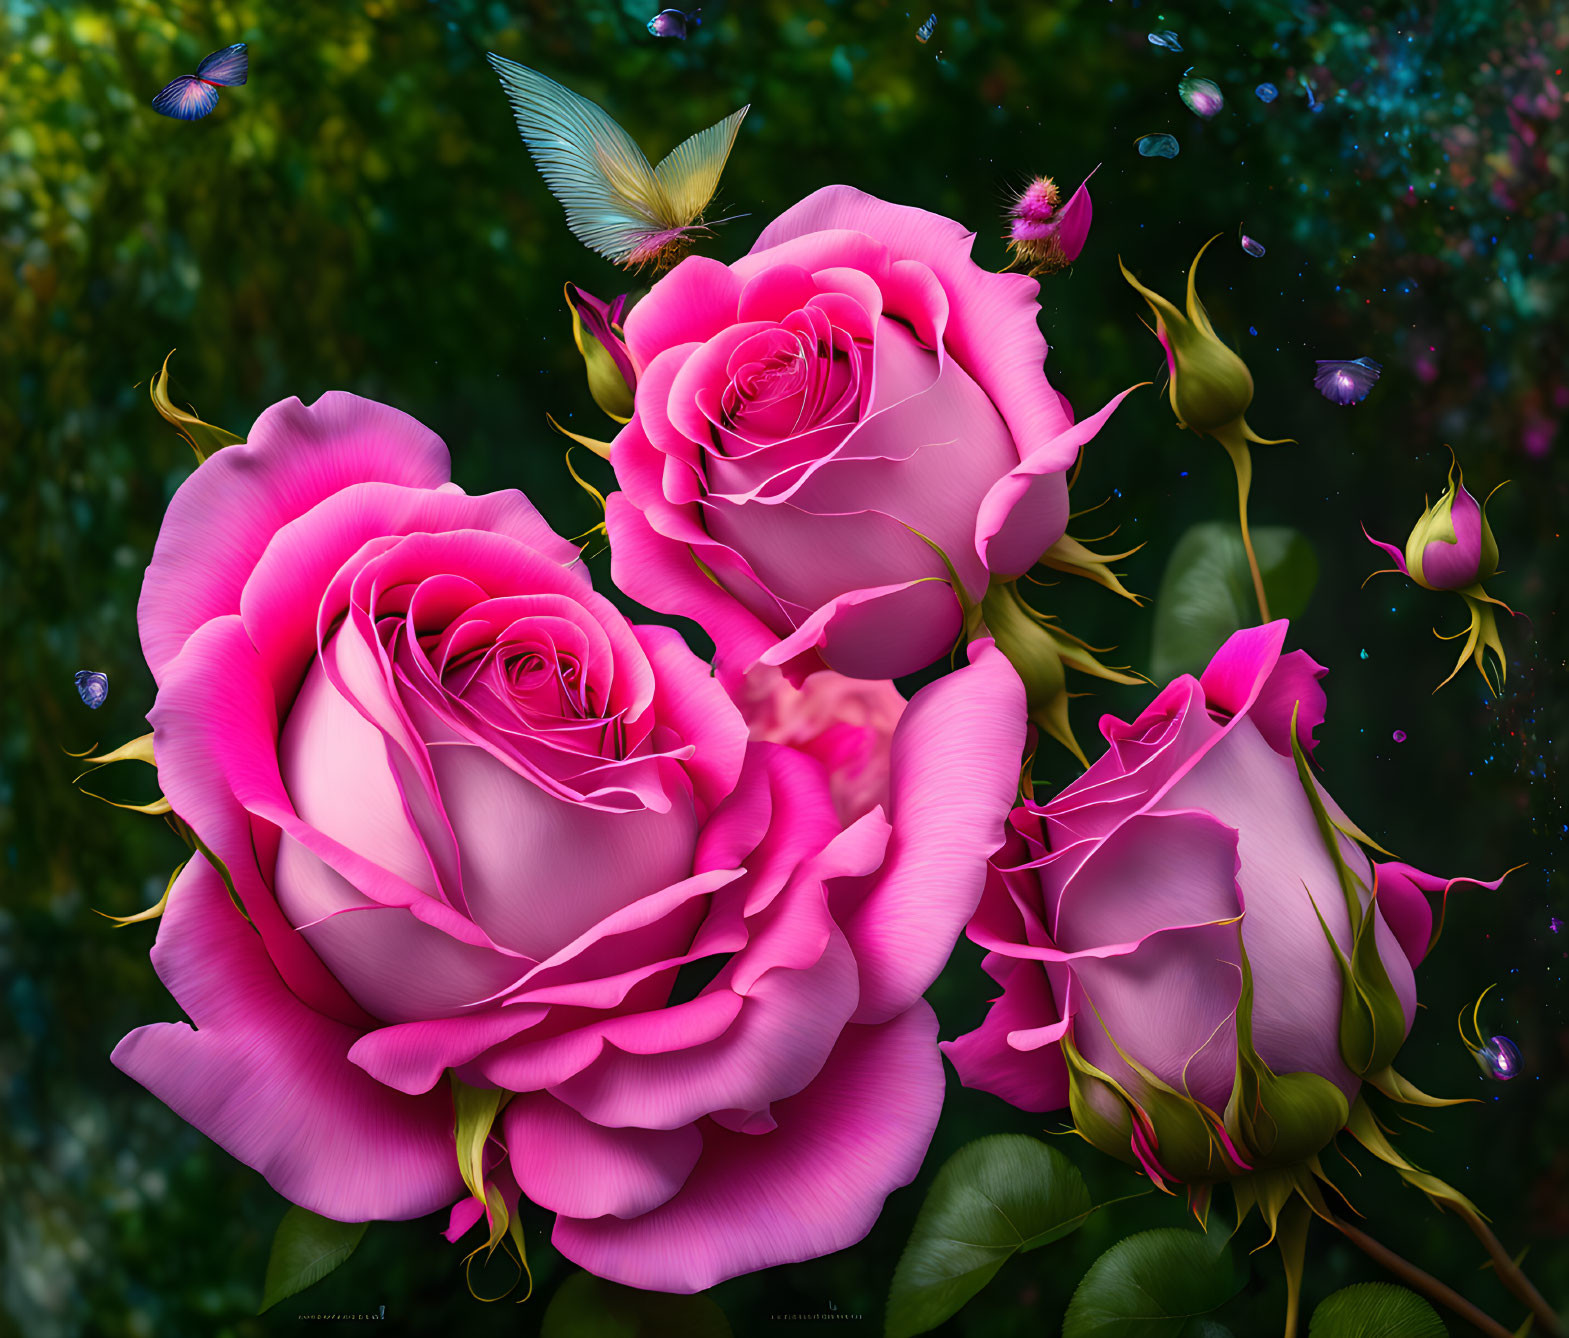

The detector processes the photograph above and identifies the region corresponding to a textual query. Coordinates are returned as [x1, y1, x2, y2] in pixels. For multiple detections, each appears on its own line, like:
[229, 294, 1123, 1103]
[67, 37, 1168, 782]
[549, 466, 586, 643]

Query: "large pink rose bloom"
[116, 393, 1027, 1291]
[604, 185, 1132, 683]
[943, 622, 1499, 1185]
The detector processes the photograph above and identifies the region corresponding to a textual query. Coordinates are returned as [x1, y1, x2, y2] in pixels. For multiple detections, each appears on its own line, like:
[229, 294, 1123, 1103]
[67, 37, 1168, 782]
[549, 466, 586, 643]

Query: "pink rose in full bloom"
[115, 393, 1027, 1291]
[943, 622, 1502, 1188]
[604, 185, 1133, 683]
[725, 662, 906, 827]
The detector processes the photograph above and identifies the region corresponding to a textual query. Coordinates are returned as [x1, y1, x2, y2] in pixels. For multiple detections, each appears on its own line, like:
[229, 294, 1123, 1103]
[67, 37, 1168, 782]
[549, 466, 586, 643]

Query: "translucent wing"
[195, 43, 248, 86]
[152, 75, 220, 120]
[652, 105, 749, 226]
[486, 55, 673, 265]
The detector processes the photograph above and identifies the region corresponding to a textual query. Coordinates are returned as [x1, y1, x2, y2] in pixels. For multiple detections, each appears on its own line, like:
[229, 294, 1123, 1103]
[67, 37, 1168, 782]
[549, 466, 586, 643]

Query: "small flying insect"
[487, 56, 748, 271]
[151, 43, 248, 121]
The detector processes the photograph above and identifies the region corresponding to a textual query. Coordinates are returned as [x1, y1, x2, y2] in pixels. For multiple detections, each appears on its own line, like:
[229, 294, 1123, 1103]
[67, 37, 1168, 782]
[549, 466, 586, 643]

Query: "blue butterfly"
[152, 43, 248, 121]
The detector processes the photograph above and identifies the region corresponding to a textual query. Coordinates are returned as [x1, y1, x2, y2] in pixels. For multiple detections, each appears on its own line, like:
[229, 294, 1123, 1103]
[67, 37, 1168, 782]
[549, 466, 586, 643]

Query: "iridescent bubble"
[1147, 30, 1182, 53]
[1313, 357, 1382, 405]
[1179, 76, 1224, 119]
[75, 669, 109, 709]
[1477, 1035, 1522, 1081]
[1136, 133, 1180, 159]
[1255, 82, 1278, 103]
[1392, 729, 1407, 742]
[1241, 234, 1265, 258]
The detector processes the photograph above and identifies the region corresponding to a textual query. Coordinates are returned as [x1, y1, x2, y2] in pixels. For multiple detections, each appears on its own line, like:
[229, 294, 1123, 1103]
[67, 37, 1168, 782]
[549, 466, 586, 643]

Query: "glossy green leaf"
[1063, 1228, 1242, 1338]
[1308, 1283, 1447, 1337]
[1150, 522, 1317, 679]
[540, 1271, 732, 1338]
[258, 1206, 368, 1313]
[886, 1134, 1093, 1338]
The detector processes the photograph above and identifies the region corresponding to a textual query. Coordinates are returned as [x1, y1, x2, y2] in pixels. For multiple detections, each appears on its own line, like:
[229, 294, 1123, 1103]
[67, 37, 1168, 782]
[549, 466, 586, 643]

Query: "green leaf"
[1309, 1283, 1447, 1337]
[540, 1271, 732, 1338]
[258, 1206, 368, 1314]
[886, 1134, 1093, 1338]
[1063, 1228, 1243, 1338]
[1150, 522, 1317, 679]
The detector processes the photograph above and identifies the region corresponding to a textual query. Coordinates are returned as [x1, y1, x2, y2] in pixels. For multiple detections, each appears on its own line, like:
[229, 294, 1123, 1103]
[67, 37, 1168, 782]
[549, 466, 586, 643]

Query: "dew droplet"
[75, 669, 109, 710]
[1147, 30, 1182, 52]
[1359, 648, 1369, 660]
[1136, 133, 1180, 159]
[1255, 82, 1279, 103]
[1179, 76, 1224, 119]
[1241, 234, 1265, 257]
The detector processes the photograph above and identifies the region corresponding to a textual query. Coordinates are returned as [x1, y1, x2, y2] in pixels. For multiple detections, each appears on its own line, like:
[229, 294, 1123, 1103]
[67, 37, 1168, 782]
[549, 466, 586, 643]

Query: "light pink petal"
[622, 256, 742, 373]
[1054, 170, 1097, 264]
[547, 878, 860, 1130]
[1069, 918, 1243, 1113]
[112, 857, 462, 1221]
[835, 639, 1027, 1022]
[505, 1094, 702, 1219]
[551, 1004, 944, 1293]
[347, 1006, 548, 1094]
[139, 392, 452, 683]
[151, 615, 494, 951]
[746, 186, 1074, 459]
[631, 623, 749, 817]
[1371, 860, 1507, 968]
[1164, 716, 1385, 1099]
[757, 577, 963, 683]
[605, 493, 787, 677]
[1244, 648, 1329, 759]
[976, 386, 1137, 576]
[1050, 809, 1243, 952]
[418, 737, 698, 962]
[240, 481, 578, 706]
[941, 955, 1069, 1112]
[1194, 620, 1291, 721]
[1362, 524, 1410, 577]
[1420, 486, 1482, 590]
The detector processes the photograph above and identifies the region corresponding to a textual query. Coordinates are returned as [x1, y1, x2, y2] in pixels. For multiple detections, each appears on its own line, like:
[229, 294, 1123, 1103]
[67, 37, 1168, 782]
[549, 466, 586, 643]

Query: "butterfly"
[487, 55, 748, 271]
[152, 43, 248, 121]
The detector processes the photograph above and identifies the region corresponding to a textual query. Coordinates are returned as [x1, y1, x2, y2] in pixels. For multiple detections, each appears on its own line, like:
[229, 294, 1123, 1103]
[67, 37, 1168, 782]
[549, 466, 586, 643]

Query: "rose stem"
[1223, 439, 1271, 623]
[1325, 1213, 1515, 1338]
[1455, 1205, 1563, 1336]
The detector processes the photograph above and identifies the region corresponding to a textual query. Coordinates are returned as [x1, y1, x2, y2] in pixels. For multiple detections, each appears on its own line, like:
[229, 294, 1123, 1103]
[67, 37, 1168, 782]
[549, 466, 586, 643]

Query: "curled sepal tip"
[1037, 531, 1146, 605]
[450, 1076, 533, 1304]
[1343, 1095, 1485, 1221]
[971, 579, 1146, 769]
[150, 350, 245, 465]
[72, 731, 172, 816]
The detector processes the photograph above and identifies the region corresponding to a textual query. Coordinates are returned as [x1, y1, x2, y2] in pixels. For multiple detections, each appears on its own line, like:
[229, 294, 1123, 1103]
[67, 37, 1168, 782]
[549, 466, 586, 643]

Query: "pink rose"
[116, 392, 1028, 1291]
[725, 662, 906, 827]
[604, 185, 1133, 682]
[943, 622, 1501, 1186]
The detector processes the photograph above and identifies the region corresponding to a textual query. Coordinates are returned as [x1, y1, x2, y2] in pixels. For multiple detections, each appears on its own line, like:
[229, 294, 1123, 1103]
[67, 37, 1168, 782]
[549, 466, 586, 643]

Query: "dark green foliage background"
[2, 1, 1565, 1334]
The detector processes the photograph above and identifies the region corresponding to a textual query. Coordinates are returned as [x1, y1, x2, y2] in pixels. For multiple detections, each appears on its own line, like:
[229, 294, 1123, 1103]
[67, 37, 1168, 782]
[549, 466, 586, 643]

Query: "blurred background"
[2, 1, 1566, 1334]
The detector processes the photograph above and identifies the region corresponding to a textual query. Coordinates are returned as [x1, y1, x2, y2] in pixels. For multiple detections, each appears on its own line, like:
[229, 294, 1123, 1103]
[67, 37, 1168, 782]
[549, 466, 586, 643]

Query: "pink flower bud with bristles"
[1005, 167, 1098, 276]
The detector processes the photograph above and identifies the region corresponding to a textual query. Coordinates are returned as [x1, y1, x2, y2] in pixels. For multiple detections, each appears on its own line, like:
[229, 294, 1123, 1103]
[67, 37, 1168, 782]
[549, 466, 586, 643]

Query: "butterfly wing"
[487, 55, 673, 265]
[195, 43, 248, 86]
[652, 105, 748, 227]
[152, 75, 221, 120]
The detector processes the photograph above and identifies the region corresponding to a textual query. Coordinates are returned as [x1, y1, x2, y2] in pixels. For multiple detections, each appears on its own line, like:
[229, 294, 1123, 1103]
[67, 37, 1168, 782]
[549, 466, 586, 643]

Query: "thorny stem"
[1456, 1206, 1564, 1336]
[1223, 438, 1271, 623]
[1326, 1213, 1515, 1338]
